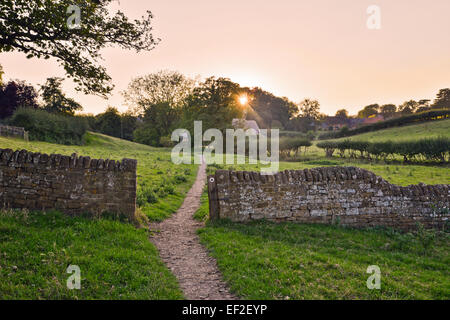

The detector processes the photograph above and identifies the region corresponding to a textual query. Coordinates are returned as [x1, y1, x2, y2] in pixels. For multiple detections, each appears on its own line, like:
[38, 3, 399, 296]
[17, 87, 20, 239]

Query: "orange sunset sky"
[1, 0, 449, 115]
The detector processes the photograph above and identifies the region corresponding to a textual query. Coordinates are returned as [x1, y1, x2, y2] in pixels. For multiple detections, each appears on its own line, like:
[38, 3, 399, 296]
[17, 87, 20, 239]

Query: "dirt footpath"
[150, 161, 236, 300]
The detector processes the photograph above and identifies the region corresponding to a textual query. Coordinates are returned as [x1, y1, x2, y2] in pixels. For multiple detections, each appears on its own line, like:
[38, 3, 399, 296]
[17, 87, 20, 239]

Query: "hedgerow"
[318, 109, 450, 140]
[317, 137, 450, 162]
[279, 137, 312, 158]
[7, 108, 88, 145]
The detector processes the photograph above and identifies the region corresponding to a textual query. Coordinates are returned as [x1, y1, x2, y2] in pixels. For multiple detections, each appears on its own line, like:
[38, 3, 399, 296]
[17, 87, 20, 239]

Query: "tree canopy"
[123, 70, 195, 115]
[0, 0, 158, 97]
[243, 87, 297, 129]
[335, 109, 349, 118]
[0, 80, 39, 119]
[432, 88, 450, 109]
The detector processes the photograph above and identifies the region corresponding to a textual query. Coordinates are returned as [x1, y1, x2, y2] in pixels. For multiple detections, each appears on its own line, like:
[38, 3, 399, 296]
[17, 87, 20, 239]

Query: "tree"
[357, 104, 379, 118]
[432, 88, 450, 110]
[298, 99, 321, 120]
[122, 71, 195, 146]
[416, 99, 431, 113]
[380, 104, 397, 118]
[179, 77, 243, 134]
[335, 109, 349, 119]
[120, 111, 138, 141]
[398, 100, 418, 115]
[0, 80, 39, 119]
[95, 106, 122, 138]
[243, 87, 297, 129]
[0, 0, 158, 96]
[123, 70, 195, 115]
[40, 77, 82, 115]
[287, 99, 321, 132]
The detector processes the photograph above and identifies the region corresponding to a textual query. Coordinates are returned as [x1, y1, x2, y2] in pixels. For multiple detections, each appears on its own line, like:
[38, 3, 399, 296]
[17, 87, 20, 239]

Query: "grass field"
[0, 133, 198, 299]
[198, 219, 449, 300]
[0, 209, 183, 299]
[197, 119, 450, 300]
[0, 132, 198, 221]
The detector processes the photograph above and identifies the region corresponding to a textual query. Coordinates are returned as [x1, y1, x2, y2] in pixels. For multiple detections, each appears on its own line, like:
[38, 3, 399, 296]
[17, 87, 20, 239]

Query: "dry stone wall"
[0, 148, 137, 220]
[208, 167, 449, 230]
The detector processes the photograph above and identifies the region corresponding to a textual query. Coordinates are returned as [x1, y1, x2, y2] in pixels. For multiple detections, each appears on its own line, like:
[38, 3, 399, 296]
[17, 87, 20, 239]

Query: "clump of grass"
[193, 189, 209, 222]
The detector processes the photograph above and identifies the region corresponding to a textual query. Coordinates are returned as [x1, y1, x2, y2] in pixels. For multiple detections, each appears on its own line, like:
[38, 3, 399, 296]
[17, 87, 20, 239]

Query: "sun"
[238, 95, 248, 106]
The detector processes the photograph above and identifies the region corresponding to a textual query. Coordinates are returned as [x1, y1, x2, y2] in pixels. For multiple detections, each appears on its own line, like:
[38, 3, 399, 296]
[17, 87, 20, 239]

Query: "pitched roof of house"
[232, 119, 260, 133]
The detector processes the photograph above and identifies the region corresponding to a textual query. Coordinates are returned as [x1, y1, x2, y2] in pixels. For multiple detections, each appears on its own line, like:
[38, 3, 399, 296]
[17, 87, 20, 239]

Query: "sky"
[1, 0, 449, 116]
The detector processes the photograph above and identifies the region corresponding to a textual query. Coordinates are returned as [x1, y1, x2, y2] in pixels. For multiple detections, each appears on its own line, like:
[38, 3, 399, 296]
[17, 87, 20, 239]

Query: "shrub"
[174, 175, 187, 183]
[279, 137, 312, 158]
[159, 135, 174, 148]
[7, 108, 88, 145]
[137, 185, 158, 207]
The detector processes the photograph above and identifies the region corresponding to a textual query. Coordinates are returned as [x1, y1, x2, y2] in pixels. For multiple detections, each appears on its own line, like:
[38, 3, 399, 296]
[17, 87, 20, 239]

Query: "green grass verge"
[197, 218, 450, 300]
[0, 209, 184, 299]
[0, 132, 198, 221]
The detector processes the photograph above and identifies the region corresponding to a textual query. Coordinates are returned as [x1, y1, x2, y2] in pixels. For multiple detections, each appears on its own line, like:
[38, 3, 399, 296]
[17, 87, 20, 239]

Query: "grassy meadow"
[0, 132, 198, 299]
[197, 219, 449, 300]
[0, 209, 183, 299]
[0, 118, 448, 300]
[197, 120, 449, 300]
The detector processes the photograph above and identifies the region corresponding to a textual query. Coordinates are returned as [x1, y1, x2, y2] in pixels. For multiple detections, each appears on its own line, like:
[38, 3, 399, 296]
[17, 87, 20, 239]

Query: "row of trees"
[342, 89, 450, 120]
[122, 71, 244, 146]
[122, 70, 327, 143]
[0, 68, 83, 120]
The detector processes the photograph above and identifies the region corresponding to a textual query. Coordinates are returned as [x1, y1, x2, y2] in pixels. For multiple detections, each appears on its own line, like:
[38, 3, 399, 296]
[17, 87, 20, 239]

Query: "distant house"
[321, 117, 364, 131]
[322, 114, 384, 131]
[232, 119, 260, 134]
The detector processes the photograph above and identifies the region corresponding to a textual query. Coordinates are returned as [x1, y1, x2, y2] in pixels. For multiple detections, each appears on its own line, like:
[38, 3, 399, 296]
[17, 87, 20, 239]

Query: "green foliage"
[40, 77, 82, 115]
[416, 223, 437, 253]
[123, 70, 195, 115]
[243, 87, 298, 129]
[178, 77, 243, 135]
[319, 109, 450, 140]
[317, 137, 450, 163]
[94, 106, 122, 138]
[432, 88, 450, 109]
[357, 104, 379, 118]
[193, 189, 209, 222]
[279, 137, 312, 158]
[159, 135, 174, 148]
[0, 79, 39, 119]
[8, 108, 88, 145]
[137, 185, 158, 207]
[0, 0, 158, 96]
[133, 122, 161, 147]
